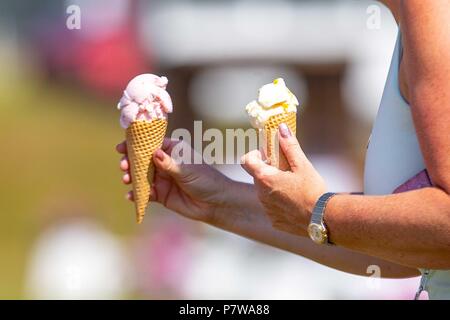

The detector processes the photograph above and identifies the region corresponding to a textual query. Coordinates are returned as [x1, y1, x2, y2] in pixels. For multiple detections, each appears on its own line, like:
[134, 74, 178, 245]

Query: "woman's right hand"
[116, 138, 234, 223]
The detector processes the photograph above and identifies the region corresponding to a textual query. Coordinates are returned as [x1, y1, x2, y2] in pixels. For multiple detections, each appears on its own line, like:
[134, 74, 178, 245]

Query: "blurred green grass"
[0, 75, 137, 298]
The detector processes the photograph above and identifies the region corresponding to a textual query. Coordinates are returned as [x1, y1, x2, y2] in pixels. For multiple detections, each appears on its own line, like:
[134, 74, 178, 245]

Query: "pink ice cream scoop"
[117, 74, 173, 129]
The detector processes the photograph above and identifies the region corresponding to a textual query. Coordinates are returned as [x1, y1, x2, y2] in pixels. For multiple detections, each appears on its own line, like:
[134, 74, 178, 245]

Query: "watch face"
[308, 223, 327, 245]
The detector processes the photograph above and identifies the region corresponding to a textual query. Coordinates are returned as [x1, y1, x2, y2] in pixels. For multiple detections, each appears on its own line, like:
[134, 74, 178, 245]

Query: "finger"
[241, 150, 279, 178]
[120, 156, 129, 171]
[161, 138, 180, 154]
[116, 141, 127, 154]
[126, 191, 134, 202]
[278, 123, 306, 172]
[153, 148, 183, 179]
[150, 174, 171, 203]
[122, 173, 131, 184]
[240, 149, 262, 175]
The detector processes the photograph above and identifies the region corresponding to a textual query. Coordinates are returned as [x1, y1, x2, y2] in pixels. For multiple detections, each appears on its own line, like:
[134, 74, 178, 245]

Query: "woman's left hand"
[241, 123, 327, 236]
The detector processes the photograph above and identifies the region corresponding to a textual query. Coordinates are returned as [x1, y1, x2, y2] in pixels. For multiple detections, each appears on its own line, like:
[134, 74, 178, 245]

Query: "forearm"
[211, 182, 419, 278]
[325, 187, 450, 269]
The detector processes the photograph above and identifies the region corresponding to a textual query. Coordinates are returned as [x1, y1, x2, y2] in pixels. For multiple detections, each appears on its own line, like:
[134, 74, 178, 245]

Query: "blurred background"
[0, 0, 422, 299]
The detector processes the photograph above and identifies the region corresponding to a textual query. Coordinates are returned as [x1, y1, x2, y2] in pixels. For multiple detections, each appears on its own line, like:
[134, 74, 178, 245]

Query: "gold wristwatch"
[307, 192, 336, 245]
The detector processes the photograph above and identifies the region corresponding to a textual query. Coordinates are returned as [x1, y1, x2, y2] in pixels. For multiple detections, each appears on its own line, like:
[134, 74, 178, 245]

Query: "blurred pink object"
[77, 28, 150, 95]
[117, 74, 173, 128]
[135, 220, 192, 297]
[393, 170, 432, 193]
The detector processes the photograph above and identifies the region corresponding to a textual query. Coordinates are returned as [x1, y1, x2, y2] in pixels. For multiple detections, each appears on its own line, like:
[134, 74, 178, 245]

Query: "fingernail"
[279, 123, 291, 138]
[155, 149, 165, 161]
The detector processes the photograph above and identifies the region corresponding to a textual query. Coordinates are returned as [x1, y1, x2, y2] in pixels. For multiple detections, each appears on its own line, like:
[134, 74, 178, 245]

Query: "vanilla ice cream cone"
[264, 112, 296, 171]
[245, 78, 300, 171]
[126, 120, 167, 223]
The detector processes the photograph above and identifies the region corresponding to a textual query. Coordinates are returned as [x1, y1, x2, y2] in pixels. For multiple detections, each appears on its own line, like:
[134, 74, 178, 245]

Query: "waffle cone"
[126, 119, 167, 223]
[263, 112, 297, 171]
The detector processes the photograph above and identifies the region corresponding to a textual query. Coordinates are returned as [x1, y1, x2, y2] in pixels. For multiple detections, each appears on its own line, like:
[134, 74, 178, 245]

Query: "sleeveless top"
[364, 32, 450, 300]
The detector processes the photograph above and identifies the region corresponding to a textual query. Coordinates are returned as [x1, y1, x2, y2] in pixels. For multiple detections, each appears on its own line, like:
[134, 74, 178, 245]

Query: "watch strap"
[311, 192, 337, 244]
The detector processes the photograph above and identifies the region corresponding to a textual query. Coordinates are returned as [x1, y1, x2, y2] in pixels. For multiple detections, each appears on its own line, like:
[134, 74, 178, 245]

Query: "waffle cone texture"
[126, 120, 167, 223]
[263, 112, 297, 171]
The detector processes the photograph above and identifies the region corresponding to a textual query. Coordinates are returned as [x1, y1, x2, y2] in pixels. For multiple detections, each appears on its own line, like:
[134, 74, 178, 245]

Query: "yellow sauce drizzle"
[271, 101, 290, 110]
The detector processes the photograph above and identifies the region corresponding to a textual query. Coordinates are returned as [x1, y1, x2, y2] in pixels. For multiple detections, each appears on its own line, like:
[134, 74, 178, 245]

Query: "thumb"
[241, 150, 279, 178]
[153, 148, 184, 180]
[278, 123, 307, 172]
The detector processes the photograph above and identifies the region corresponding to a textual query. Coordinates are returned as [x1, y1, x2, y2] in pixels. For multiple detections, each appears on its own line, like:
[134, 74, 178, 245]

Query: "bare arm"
[322, 0, 450, 270]
[211, 181, 420, 278]
[240, 0, 450, 270]
[116, 0, 450, 277]
[325, 189, 450, 269]
[117, 140, 418, 278]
